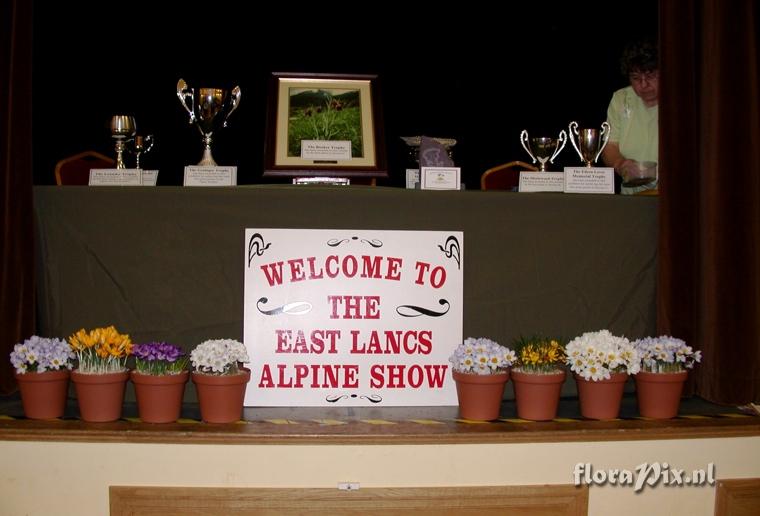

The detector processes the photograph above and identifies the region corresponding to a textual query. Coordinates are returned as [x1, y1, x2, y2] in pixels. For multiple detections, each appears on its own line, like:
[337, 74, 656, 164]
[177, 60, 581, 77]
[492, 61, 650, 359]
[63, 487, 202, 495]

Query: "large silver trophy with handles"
[176, 78, 241, 166]
[520, 130, 567, 171]
[568, 121, 610, 167]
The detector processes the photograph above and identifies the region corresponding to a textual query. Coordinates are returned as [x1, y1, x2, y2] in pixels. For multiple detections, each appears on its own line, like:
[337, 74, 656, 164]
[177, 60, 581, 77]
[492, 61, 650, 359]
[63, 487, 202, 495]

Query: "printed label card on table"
[563, 167, 615, 194]
[243, 229, 464, 407]
[183, 166, 237, 186]
[518, 172, 565, 192]
[88, 169, 142, 186]
[420, 167, 461, 190]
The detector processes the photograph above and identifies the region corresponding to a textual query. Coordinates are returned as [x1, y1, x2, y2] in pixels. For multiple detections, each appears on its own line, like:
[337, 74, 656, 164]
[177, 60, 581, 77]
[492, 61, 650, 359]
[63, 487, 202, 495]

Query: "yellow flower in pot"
[511, 336, 567, 421]
[68, 325, 132, 422]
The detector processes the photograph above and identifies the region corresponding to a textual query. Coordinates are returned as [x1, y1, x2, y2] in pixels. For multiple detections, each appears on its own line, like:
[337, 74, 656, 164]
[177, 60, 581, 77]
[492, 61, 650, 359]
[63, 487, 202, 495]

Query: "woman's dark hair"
[620, 37, 658, 76]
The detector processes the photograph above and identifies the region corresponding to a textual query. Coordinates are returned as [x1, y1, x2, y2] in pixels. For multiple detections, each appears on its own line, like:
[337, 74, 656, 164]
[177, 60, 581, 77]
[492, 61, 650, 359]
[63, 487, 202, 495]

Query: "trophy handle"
[595, 121, 611, 163]
[550, 130, 568, 163]
[176, 79, 196, 124]
[568, 121, 584, 161]
[520, 130, 537, 164]
[223, 85, 241, 128]
[143, 134, 155, 154]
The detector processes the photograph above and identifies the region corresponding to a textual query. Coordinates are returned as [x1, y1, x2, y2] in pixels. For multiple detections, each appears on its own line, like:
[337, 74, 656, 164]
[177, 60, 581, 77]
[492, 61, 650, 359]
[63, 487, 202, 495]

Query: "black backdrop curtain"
[2, 0, 760, 404]
[0, 0, 34, 394]
[658, 0, 760, 404]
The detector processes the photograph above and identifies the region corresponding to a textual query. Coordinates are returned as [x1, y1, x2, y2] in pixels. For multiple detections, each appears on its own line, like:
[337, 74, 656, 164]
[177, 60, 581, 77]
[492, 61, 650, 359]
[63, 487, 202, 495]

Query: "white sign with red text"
[243, 229, 463, 406]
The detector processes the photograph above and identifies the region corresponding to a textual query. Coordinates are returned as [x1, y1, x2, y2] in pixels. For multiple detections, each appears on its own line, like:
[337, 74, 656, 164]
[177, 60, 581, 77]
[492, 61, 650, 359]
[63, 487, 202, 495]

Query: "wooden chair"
[54, 150, 115, 185]
[480, 160, 538, 191]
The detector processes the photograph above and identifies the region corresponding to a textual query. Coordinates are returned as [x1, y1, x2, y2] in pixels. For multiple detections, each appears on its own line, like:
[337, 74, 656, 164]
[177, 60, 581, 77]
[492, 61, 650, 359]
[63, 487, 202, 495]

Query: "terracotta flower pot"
[574, 372, 629, 420]
[634, 370, 688, 419]
[71, 369, 129, 422]
[512, 369, 566, 421]
[192, 369, 251, 423]
[14, 369, 70, 419]
[131, 370, 189, 423]
[452, 370, 509, 421]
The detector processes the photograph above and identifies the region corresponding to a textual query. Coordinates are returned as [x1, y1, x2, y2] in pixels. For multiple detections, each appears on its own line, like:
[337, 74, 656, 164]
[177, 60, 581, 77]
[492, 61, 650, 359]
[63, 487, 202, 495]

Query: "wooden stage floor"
[1, 393, 758, 445]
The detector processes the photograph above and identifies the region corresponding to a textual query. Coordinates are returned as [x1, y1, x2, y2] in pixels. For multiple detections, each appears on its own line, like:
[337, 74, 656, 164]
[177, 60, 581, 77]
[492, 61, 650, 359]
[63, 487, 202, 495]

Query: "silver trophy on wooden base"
[176, 79, 241, 166]
[520, 130, 567, 171]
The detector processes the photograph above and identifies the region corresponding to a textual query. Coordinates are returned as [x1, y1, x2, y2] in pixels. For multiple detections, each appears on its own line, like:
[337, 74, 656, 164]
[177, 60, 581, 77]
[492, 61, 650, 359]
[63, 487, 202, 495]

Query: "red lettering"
[414, 261, 430, 285]
[413, 261, 447, 288]
[260, 261, 284, 286]
[369, 364, 384, 388]
[325, 255, 340, 277]
[366, 364, 449, 388]
[342, 255, 358, 277]
[327, 295, 381, 319]
[287, 258, 306, 282]
[385, 257, 402, 280]
[275, 329, 341, 354]
[258, 364, 274, 387]
[306, 256, 324, 279]
[275, 330, 292, 353]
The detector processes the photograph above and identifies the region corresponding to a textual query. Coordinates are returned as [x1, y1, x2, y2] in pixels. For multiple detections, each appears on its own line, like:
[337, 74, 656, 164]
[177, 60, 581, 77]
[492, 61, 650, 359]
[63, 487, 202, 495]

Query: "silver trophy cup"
[130, 135, 154, 169]
[110, 115, 136, 169]
[177, 78, 241, 166]
[568, 121, 610, 167]
[520, 130, 567, 171]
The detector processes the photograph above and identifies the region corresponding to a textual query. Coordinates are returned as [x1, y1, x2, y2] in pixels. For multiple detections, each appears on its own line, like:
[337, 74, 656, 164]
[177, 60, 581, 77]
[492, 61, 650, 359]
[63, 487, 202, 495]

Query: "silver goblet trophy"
[110, 115, 137, 169]
[568, 121, 610, 167]
[520, 130, 567, 171]
[176, 78, 241, 166]
[131, 135, 154, 169]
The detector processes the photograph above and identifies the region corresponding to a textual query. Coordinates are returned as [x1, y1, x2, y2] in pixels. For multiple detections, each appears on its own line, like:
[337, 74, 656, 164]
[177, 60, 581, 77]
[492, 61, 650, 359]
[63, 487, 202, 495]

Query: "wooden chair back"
[480, 161, 538, 191]
[54, 150, 115, 185]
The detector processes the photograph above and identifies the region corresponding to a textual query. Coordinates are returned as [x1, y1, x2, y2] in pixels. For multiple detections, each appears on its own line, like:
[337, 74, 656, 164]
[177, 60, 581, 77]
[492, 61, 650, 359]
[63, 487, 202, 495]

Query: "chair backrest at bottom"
[54, 150, 116, 185]
[480, 160, 538, 191]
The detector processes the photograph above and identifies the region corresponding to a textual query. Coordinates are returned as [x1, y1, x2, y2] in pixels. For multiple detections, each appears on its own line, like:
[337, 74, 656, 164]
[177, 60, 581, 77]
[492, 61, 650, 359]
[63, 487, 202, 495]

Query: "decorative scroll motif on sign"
[437, 235, 461, 269]
[396, 299, 450, 318]
[256, 297, 313, 316]
[326, 393, 383, 404]
[327, 236, 384, 248]
[247, 233, 272, 267]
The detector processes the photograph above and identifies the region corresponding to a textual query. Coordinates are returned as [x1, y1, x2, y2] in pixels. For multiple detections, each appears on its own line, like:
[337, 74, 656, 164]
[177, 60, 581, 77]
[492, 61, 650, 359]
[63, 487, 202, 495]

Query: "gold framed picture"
[263, 72, 387, 179]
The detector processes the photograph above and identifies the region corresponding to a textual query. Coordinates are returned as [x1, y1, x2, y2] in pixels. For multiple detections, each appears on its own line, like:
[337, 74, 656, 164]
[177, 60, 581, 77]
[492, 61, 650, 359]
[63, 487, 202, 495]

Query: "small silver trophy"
[520, 130, 567, 171]
[130, 135, 154, 169]
[568, 121, 610, 167]
[176, 78, 241, 166]
[110, 115, 136, 169]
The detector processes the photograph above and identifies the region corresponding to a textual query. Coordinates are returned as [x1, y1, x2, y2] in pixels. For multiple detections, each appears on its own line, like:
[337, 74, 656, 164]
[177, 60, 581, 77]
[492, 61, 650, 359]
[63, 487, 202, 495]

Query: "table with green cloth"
[34, 186, 657, 397]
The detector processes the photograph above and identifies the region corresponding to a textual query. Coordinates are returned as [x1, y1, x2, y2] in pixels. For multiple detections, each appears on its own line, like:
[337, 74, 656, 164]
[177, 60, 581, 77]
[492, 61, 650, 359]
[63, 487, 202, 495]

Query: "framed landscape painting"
[263, 73, 388, 179]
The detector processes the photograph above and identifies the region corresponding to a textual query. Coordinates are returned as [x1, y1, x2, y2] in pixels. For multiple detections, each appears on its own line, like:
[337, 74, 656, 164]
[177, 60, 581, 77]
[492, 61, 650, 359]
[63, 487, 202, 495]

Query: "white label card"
[183, 166, 237, 186]
[518, 172, 565, 192]
[405, 169, 420, 189]
[141, 170, 159, 186]
[89, 169, 142, 186]
[420, 167, 461, 190]
[300, 140, 352, 161]
[563, 167, 615, 194]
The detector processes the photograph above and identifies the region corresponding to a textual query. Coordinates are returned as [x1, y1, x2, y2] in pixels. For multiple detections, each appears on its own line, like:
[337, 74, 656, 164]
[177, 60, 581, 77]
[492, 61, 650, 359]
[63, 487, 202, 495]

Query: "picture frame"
[263, 72, 388, 179]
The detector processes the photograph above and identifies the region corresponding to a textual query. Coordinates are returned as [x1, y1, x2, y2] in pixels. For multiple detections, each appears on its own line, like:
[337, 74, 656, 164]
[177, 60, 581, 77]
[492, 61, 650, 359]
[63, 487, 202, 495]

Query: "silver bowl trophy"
[520, 130, 567, 171]
[176, 78, 241, 166]
[110, 115, 137, 169]
[568, 121, 610, 167]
